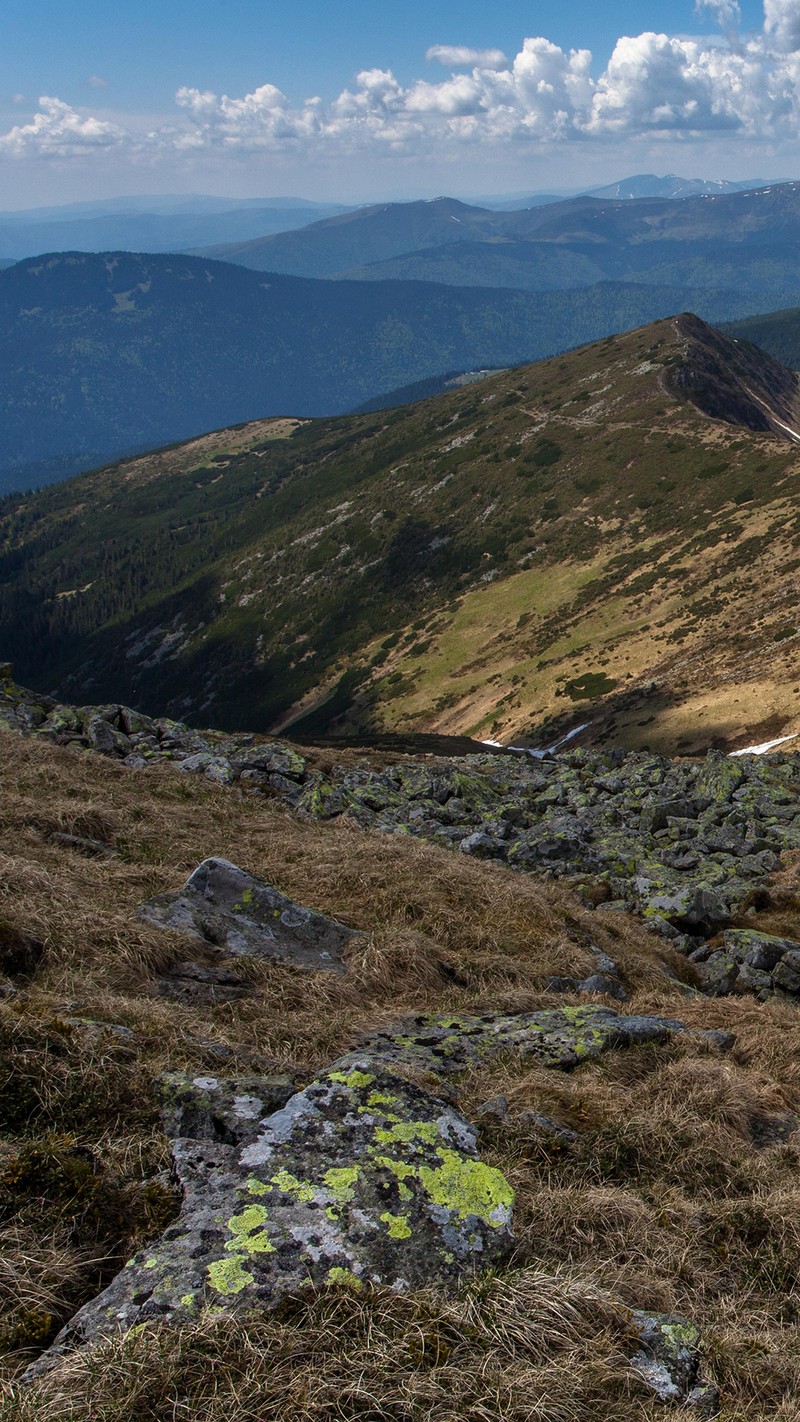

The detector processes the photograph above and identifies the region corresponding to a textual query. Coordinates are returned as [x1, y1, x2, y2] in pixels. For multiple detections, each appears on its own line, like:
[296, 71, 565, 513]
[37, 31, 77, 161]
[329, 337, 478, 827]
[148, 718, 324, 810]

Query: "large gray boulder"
[29, 1058, 514, 1373]
[137, 858, 358, 971]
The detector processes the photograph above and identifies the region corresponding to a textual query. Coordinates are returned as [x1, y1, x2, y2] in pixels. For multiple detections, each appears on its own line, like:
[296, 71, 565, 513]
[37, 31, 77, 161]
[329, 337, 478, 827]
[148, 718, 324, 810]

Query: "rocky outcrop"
[693, 928, 800, 1000]
[6, 671, 800, 999]
[26, 1004, 730, 1381]
[669, 313, 800, 440]
[137, 858, 357, 972]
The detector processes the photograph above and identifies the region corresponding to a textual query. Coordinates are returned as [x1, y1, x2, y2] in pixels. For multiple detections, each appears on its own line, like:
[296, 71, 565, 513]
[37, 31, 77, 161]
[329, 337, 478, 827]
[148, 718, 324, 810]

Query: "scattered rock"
[6, 670, 800, 1000]
[137, 858, 358, 972]
[629, 1310, 715, 1410]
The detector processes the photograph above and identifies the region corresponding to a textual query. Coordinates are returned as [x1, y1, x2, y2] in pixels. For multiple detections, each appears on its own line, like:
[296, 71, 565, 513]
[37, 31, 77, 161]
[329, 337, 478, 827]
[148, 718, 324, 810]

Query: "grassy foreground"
[0, 733, 799, 1418]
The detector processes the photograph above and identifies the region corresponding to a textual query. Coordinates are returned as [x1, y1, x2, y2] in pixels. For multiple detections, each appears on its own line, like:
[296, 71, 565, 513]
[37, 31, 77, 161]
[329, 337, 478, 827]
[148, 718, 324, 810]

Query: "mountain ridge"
[0, 250, 761, 492]
[3, 310, 800, 758]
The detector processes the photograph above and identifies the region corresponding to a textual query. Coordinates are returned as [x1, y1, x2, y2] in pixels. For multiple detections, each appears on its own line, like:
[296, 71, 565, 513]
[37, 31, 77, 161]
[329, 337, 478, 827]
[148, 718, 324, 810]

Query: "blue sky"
[1, 0, 798, 207]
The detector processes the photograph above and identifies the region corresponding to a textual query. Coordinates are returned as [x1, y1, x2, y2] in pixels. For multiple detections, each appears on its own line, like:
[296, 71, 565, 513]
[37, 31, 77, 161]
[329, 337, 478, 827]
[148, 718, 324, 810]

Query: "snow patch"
[731, 732, 799, 756]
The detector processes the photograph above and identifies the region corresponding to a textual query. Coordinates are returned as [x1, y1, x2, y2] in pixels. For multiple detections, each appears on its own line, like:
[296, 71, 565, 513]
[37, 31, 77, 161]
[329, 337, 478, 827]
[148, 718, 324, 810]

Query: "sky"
[2, 0, 800, 209]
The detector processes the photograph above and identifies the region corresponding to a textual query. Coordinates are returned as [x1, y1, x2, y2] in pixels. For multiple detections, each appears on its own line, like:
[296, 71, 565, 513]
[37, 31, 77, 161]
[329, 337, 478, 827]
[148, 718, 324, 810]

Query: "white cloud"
[764, 0, 800, 51]
[5, 4, 800, 166]
[695, 0, 741, 27]
[426, 45, 509, 69]
[0, 96, 125, 157]
[87, 75, 109, 89]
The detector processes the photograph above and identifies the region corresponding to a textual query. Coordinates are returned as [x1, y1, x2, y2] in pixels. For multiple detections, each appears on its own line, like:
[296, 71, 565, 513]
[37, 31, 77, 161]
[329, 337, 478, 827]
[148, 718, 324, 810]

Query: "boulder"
[137, 858, 358, 971]
[696, 951, 740, 997]
[28, 1060, 514, 1373]
[724, 929, 800, 973]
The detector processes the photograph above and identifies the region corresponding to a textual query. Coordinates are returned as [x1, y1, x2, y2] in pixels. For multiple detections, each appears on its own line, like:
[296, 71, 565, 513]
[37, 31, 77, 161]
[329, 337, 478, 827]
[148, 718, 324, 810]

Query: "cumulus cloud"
[695, 0, 741, 27]
[426, 45, 509, 68]
[6, 4, 800, 164]
[0, 96, 125, 157]
[764, 0, 800, 50]
[87, 74, 109, 88]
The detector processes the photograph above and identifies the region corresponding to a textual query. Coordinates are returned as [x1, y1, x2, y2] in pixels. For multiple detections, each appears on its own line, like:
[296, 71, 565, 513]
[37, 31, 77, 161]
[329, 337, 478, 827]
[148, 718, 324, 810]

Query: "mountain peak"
[670, 312, 800, 441]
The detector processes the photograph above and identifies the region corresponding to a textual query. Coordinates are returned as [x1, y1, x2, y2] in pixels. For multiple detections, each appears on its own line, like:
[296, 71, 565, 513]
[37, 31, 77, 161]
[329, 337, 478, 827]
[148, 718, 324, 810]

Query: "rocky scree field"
[3, 313, 800, 760]
[1, 669, 800, 1417]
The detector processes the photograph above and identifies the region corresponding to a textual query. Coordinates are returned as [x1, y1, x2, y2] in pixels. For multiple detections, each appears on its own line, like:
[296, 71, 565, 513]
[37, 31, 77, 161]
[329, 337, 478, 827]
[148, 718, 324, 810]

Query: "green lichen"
[328, 1069, 376, 1089]
[142, 1257, 159, 1270]
[246, 1175, 271, 1197]
[323, 1166, 361, 1202]
[225, 1204, 275, 1256]
[372, 1155, 416, 1181]
[366, 1091, 399, 1108]
[270, 1169, 316, 1203]
[207, 1256, 255, 1296]
[418, 1150, 513, 1227]
[373, 1119, 439, 1147]
[381, 1211, 412, 1239]
[326, 1267, 364, 1291]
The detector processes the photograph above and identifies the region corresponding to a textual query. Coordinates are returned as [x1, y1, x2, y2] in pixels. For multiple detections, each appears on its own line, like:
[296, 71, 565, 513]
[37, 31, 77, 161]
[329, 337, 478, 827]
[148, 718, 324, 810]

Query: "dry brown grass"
[1, 732, 800, 1417]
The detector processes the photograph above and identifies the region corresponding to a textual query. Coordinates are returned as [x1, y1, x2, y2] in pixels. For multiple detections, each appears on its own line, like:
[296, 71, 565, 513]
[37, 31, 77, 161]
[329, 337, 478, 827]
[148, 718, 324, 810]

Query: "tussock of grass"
[0, 733, 799, 1415]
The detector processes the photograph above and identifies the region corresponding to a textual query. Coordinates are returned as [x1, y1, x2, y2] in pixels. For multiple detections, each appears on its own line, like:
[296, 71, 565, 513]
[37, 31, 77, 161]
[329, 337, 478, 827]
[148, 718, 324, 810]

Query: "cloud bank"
[6, 2, 800, 164]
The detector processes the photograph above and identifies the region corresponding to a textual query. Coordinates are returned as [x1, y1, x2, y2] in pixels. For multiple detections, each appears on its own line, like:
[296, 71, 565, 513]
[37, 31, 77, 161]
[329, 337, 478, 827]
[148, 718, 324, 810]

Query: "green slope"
[3, 312, 800, 757]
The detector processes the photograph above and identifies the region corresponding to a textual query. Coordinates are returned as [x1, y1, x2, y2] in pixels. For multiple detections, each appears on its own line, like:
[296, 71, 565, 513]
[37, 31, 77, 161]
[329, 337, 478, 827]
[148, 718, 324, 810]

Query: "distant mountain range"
[7, 181, 800, 493]
[0, 195, 352, 263]
[3, 312, 800, 757]
[0, 176, 778, 263]
[584, 173, 769, 201]
[203, 184, 800, 286]
[0, 250, 770, 492]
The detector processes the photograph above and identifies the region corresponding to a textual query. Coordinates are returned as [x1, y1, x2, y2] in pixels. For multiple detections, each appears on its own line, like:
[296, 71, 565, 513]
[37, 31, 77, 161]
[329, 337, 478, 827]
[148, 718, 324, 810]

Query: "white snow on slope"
[731, 732, 799, 756]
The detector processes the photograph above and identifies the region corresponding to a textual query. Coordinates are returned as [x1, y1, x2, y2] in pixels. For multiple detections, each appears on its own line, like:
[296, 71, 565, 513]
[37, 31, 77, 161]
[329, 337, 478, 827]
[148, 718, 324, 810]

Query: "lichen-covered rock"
[26, 1005, 733, 1378]
[724, 928, 796, 969]
[696, 951, 741, 997]
[643, 884, 730, 937]
[175, 752, 236, 785]
[137, 858, 357, 971]
[630, 1311, 717, 1412]
[353, 1006, 734, 1076]
[772, 950, 800, 995]
[29, 1061, 514, 1372]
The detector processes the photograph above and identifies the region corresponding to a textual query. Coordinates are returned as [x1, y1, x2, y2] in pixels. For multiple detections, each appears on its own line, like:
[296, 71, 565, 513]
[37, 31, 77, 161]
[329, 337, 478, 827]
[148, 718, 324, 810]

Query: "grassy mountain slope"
[3, 312, 800, 756]
[0, 251, 757, 492]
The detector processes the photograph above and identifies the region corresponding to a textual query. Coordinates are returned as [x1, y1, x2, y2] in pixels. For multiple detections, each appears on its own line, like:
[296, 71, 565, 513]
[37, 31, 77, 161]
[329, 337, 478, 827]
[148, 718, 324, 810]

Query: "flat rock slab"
[28, 1005, 734, 1377]
[358, 1006, 736, 1076]
[137, 858, 357, 972]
